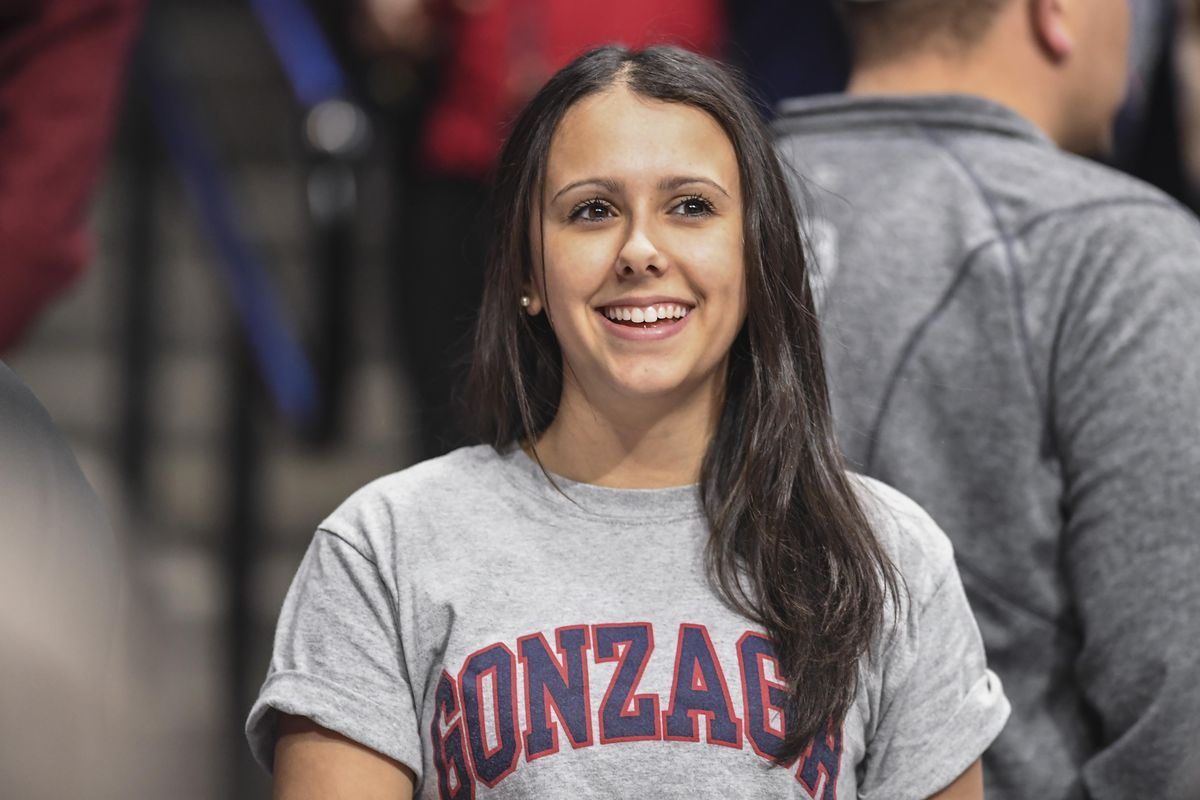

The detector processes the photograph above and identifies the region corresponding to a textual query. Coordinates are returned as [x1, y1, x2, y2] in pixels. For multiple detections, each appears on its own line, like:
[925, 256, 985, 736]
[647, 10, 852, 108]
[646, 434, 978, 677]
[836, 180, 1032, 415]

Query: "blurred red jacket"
[0, 0, 142, 352]
[420, 0, 725, 179]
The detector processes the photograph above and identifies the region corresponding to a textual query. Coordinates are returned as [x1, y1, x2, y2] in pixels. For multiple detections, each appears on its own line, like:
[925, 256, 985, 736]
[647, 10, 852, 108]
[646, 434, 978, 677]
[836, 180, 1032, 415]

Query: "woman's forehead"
[545, 86, 738, 194]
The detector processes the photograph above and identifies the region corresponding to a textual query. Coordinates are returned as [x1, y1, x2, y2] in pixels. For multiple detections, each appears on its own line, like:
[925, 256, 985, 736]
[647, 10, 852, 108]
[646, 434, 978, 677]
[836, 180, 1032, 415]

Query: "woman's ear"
[521, 287, 544, 316]
[1031, 0, 1074, 62]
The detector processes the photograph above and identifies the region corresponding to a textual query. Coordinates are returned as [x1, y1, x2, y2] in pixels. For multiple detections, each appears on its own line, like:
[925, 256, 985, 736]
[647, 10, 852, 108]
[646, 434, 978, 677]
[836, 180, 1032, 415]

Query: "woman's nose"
[616, 223, 666, 277]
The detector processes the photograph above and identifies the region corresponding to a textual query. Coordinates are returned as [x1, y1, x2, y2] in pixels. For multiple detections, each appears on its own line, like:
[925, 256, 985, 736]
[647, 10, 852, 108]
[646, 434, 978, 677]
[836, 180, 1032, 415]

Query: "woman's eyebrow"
[549, 175, 732, 203]
[550, 177, 622, 203]
[658, 175, 730, 198]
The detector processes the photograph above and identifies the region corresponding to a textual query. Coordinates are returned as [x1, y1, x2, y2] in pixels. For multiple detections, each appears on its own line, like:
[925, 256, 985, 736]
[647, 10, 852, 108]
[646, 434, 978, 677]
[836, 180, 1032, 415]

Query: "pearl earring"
[520, 295, 531, 308]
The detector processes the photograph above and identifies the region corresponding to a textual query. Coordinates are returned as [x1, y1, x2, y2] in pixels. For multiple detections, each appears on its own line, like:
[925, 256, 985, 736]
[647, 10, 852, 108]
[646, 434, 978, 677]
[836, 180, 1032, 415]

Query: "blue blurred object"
[250, 0, 370, 444]
[143, 54, 319, 425]
[249, 0, 346, 110]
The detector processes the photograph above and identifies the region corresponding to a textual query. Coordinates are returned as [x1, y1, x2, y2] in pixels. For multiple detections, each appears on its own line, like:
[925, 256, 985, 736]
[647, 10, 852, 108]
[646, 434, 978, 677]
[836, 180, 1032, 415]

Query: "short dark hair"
[838, 0, 1011, 64]
[468, 45, 899, 763]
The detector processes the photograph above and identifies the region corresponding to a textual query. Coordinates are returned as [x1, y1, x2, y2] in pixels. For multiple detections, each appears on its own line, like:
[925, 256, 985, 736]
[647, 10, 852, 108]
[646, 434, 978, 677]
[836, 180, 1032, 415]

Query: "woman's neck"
[532, 378, 721, 489]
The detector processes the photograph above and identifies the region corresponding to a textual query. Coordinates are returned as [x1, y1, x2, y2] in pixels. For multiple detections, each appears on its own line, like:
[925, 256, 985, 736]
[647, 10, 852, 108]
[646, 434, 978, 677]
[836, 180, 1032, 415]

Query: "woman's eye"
[673, 196, 715, 217]
[570, 200, 614, 221]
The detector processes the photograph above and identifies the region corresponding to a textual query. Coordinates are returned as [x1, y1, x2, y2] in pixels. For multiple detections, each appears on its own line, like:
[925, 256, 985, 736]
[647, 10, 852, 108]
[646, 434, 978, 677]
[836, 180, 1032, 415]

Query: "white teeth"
[603, 303, 691, 322]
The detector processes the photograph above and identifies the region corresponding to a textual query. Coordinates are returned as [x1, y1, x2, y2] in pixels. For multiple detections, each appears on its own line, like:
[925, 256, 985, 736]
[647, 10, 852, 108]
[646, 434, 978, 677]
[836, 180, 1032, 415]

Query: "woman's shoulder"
[315, 445, 509, 544]
[848, 472, 958, 599]
[360, 444, 502, 495]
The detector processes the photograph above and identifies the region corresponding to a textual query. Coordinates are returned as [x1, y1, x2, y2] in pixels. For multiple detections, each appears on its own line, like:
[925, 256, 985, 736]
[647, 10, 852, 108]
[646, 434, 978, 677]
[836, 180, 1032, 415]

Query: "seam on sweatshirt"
[1012, 197, 1183, 240]
[917, 125, 1044, 410]
[955, 554, 1075, 634]
[315, 527, 405, 663]
[865, 238, 1000, 471]
[316, 526, 380, 569]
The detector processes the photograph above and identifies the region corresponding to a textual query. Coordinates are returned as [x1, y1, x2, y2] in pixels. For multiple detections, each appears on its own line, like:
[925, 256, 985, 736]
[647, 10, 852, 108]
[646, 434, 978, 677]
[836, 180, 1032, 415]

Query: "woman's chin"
[604, 373, 714, 408]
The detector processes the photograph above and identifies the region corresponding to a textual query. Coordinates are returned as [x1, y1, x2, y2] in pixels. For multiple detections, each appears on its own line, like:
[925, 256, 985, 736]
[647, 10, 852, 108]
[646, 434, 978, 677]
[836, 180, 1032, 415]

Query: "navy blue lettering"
[593, 623, 661, 742]
[737, 632, 788, 761]
[458, 643, 521, 788]
[430, 671, 474, 799]
[518, 626, 593, 759]
[662, 624, 742, 748]
[796, 721, 843, 799]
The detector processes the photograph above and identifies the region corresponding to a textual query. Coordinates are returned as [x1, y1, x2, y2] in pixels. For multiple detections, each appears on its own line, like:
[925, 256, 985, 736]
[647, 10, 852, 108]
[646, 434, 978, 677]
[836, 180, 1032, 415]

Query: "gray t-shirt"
[247, 445, 1008, 799]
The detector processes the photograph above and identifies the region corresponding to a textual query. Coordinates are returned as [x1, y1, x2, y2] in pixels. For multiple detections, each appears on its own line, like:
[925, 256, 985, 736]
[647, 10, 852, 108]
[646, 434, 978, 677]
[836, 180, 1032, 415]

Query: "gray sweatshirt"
[775, 94, 1200, 800]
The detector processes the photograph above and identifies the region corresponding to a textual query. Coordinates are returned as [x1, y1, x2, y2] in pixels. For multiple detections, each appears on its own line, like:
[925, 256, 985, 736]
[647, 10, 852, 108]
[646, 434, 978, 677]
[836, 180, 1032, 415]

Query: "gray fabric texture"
[775, 93, 1200, 800]
[247, 445, 1008, 799]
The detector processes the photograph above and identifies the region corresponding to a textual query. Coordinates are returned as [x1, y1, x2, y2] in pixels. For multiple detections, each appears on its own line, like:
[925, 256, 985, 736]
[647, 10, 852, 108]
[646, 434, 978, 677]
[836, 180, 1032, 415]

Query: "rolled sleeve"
[245, 530, 423, 780]
[862, 562, 1011, 800]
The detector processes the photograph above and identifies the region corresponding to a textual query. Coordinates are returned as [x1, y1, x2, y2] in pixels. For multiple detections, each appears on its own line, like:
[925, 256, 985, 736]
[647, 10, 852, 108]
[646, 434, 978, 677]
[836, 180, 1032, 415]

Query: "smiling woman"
[526, 83, 747, 464]
[249, 47, 1009, 800]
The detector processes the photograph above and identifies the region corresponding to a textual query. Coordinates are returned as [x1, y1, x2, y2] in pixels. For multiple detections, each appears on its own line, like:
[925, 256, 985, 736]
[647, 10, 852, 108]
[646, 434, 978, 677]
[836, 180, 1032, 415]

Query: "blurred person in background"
[0, 2, 142, 792]
[0, 361, 131, 799]
[351, 0, 724, 459]
[774, 1, 1200, 799]
[0, 0, 141, 353]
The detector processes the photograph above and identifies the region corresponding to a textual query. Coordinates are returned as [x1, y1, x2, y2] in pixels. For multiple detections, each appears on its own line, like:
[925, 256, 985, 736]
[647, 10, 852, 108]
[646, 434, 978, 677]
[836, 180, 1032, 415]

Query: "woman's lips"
[595, 306, 693, 341]
[600, 302, 692, 324]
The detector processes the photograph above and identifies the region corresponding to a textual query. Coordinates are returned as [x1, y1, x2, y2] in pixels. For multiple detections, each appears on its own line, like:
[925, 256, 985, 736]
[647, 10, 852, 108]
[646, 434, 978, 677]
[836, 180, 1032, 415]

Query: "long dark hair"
[467, 45, 900, 762]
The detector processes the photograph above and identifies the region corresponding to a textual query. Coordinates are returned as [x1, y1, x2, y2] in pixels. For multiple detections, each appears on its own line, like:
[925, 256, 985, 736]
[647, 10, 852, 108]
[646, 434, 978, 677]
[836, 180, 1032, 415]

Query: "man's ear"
[1031, 0, 1074, 61]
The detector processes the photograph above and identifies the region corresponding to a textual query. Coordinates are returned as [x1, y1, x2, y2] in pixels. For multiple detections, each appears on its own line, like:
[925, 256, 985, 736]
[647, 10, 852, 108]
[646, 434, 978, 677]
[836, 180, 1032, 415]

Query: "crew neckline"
[775, 92, 1053, 148]
[493, 445, 704, 524]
